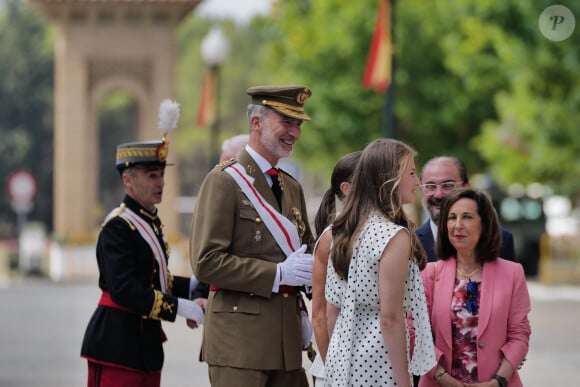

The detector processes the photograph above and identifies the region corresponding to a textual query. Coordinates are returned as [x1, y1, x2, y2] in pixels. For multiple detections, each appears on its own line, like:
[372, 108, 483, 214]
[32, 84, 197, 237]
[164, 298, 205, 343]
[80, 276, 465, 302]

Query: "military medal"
[291, 207, 306, 238]
[278, 173, 284, 193]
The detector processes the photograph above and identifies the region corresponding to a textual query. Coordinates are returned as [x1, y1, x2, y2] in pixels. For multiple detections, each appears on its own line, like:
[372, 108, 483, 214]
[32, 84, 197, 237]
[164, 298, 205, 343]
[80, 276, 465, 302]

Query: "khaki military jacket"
[190, 149, 314, 371]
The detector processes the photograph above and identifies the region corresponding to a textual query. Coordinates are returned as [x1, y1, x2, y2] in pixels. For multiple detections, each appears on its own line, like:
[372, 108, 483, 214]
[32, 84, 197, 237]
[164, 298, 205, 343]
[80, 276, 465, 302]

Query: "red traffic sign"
[7, 169, 38, 204]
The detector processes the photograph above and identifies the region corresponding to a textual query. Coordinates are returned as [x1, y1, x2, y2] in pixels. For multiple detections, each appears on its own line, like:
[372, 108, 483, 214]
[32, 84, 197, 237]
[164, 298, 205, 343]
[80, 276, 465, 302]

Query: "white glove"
[278, 244, 314, 287]
[177, 298, 205, 325]
[301, 309, 313, 348]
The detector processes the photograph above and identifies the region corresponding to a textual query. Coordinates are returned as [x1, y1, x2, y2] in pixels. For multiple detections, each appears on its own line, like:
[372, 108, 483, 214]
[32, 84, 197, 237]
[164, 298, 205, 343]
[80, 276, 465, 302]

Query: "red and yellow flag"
[362, 0, 392, 93]
[196, 70, 217, 128]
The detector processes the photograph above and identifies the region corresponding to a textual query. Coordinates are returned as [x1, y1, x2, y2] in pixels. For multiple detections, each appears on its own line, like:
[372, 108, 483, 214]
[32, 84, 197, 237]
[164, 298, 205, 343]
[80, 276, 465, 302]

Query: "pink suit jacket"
[419, 258, 531, 387]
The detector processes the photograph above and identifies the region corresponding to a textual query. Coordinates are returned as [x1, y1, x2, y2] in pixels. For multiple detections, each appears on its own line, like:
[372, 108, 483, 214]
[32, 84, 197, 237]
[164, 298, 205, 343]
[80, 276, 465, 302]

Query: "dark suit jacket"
[416, 220, 516, 263]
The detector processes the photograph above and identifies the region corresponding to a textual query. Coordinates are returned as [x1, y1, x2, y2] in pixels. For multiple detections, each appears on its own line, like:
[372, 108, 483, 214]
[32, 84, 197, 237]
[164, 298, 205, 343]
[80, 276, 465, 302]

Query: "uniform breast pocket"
[212, 292, 261, 316]
[237, 206, 266, 253]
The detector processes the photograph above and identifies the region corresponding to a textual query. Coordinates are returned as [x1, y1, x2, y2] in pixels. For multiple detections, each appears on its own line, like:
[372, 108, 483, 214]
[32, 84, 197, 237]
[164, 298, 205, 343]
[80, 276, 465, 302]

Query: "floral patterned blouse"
[450, 278, 481, 383]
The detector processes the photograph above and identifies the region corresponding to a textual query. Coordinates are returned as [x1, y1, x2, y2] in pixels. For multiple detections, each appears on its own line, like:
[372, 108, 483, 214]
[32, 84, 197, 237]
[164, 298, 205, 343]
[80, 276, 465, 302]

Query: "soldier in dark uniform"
[81, 100, 205, 387]
[190, 85, 316, 387]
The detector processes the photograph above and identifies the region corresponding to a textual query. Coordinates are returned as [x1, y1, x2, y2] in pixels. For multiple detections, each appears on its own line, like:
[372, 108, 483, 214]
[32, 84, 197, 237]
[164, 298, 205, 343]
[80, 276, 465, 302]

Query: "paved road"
[0, 277, 579, 386]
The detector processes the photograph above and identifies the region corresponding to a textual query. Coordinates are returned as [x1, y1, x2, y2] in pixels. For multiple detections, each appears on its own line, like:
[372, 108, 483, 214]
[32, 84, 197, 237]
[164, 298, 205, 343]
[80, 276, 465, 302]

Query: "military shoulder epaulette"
[100, 204, 136, 231]
[117, 215, 136, 231]
[279, 168, 297, 181]
[216, 158, 237, 170]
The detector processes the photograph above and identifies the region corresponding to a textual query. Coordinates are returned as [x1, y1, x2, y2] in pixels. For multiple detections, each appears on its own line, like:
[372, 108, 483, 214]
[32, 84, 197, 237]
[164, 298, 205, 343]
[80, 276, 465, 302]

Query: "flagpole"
[384, 0, 395, 139]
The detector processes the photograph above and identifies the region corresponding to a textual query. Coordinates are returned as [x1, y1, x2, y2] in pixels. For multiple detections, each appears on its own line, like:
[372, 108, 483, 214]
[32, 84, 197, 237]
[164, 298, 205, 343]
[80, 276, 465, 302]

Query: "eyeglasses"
[419, 182, 458, 195]
[465, 280, 479, 315]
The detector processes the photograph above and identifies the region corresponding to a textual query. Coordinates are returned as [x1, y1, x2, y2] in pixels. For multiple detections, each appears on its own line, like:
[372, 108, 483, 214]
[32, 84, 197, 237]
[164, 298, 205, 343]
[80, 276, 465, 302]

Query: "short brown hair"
[436, 189, 501, 262]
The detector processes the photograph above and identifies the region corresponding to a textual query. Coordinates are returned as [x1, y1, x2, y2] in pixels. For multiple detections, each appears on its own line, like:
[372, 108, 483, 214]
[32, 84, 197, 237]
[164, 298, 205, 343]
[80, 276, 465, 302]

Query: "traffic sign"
[6, 169, 37, 211]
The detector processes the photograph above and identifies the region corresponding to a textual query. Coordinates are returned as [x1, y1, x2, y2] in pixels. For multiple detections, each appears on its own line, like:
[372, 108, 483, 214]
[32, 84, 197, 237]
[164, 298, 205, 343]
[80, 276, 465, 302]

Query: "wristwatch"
[493, 375, 507, 387]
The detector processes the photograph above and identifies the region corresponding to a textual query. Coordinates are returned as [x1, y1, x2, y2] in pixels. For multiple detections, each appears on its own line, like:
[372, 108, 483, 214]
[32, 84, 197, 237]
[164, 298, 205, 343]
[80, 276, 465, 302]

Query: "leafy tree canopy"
[250, 0, 579, 201]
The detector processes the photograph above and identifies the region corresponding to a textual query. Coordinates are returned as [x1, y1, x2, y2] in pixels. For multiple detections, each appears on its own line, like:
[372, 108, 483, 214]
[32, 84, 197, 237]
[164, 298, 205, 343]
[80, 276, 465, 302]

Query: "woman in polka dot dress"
[325, 139, 436, 387]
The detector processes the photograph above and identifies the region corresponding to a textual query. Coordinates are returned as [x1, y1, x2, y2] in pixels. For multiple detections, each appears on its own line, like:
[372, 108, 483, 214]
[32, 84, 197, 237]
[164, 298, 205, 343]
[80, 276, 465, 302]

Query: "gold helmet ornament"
[115, 98, 180, 171]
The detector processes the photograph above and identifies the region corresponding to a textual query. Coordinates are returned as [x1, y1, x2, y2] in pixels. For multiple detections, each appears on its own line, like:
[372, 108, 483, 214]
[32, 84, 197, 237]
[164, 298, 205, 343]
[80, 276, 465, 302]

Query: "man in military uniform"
[190, 85, 316, 387]
[81, 100, 205, 387]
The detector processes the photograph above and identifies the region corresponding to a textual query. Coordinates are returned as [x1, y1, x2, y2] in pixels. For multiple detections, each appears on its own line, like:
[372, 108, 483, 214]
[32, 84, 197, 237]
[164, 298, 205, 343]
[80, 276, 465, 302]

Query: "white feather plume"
[158, 98, 180, 133]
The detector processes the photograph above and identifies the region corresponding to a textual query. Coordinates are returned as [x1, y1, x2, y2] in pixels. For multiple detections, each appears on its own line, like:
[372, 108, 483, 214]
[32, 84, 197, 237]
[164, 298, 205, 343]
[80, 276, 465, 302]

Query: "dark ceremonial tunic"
[81, 195, 191, 372]
[190, 149, 314, 372]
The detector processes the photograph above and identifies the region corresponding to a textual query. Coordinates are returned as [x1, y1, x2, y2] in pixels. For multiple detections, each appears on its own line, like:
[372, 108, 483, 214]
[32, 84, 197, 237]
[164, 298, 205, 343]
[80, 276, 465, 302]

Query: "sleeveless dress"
[309, 226, 333, 383]
[325, 212, 435, 386]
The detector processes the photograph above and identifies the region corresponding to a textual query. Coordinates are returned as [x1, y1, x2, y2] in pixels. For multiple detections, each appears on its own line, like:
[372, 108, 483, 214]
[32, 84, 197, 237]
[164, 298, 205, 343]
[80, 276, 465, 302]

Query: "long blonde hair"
[330, 139, 426, 279]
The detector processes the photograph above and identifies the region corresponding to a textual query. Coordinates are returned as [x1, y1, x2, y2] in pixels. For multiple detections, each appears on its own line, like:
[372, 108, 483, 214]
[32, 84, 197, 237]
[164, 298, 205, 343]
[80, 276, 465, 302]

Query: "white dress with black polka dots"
[325, 212, 435, 386]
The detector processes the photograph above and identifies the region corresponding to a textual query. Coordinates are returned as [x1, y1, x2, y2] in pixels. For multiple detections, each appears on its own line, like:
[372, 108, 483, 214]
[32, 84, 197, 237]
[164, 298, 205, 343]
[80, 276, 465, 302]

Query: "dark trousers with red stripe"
[87, 361, 161, 387]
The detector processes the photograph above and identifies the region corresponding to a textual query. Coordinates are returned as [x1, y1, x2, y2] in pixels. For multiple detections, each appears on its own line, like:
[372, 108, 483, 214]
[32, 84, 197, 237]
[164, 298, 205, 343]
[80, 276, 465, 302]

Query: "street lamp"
[200, 25, 230, 169]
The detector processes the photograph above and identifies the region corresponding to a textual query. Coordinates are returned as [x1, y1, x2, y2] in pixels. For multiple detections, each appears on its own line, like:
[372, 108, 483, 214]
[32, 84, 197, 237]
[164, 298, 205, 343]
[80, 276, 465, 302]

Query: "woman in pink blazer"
[419, 189, 530, 387]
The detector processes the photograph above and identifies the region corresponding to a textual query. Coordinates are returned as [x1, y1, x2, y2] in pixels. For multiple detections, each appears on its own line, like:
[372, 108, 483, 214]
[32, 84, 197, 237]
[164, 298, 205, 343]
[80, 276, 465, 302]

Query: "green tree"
[259, 1, 383, 171]
[176, 16, 279, 195]
[255, 0, 580, 200]
[472, 2, 580, 199]
[0, 0, 53, 237]
[260, 0, 518, 171]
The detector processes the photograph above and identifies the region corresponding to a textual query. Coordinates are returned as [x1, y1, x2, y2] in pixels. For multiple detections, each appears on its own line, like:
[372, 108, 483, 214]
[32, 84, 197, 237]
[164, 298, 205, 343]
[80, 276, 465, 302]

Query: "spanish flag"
[362, 0, 392, 93]
[196, 70, 216, 128]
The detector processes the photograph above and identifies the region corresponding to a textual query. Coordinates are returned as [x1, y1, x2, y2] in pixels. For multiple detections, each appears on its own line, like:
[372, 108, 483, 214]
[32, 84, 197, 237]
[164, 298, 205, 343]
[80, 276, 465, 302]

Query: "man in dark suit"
[416, 156, 516, 262]
[190, 85, 315, 387]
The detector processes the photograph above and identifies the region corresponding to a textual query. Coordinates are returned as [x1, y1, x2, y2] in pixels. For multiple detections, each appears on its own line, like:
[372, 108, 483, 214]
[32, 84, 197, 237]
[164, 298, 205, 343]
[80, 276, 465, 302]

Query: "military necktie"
[266, 168, 282, 207]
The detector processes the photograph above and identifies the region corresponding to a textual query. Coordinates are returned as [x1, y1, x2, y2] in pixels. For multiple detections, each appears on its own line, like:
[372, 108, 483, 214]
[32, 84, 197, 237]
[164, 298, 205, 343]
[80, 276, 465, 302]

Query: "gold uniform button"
[283, 293, 289, 298]
[478, 343, 484, 349]
[256, 217, 262, 223]
[232, 305, 238, 312]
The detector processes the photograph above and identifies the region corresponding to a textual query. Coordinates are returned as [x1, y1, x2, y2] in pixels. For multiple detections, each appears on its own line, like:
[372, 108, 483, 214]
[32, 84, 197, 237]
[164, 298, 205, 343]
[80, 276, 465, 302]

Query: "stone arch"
[90, 76, 148, 217]
[28, 0, 201, 243]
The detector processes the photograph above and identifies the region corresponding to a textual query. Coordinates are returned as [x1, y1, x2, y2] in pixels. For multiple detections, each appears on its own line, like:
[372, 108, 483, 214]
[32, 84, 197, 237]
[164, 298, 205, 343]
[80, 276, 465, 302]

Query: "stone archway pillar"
[29, 0, 201, 245]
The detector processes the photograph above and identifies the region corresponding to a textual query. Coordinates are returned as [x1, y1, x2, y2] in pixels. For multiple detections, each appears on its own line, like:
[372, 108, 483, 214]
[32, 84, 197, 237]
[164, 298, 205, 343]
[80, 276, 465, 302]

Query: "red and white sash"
[225, 163, 300, 256]
[104, 207, 169, 292]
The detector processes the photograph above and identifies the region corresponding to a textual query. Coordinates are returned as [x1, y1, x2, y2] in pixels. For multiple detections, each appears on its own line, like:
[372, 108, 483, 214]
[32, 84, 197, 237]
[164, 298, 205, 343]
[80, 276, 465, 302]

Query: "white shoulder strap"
[105, 206, 169, 292]
[225, 162, 300, 256]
